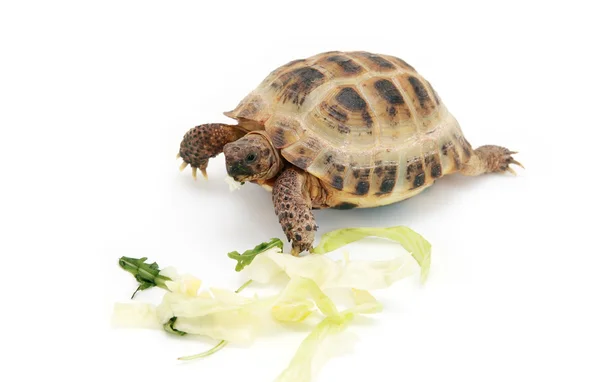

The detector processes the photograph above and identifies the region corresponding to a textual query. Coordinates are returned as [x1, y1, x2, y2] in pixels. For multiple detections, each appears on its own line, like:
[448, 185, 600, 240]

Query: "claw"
[179, 162, 188, 171]
[192, 167, 197, 180]
[176, 152, 181, 159]
[201, 168, 208, 179]
[503, 152, 523, 175]
[510, 158, 524, 169]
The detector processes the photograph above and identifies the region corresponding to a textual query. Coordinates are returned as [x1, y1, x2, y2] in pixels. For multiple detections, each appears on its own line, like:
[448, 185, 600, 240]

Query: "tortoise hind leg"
[178, 123, 247, 179]
[272, 168, 318, 256]
[460, 145, 523, 176]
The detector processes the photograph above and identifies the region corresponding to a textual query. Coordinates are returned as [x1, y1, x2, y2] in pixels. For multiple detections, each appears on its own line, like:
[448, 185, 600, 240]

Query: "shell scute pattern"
[314, 53, 365, 77]
[264, 114, 303, 149]
[284, 135, 324, 170]
[359, 76, 415, 145]
[306, 84, 377, 150]
[352, 51, 398, 72]
[271, 67, 328, 106]
[225, 51, 469, 201]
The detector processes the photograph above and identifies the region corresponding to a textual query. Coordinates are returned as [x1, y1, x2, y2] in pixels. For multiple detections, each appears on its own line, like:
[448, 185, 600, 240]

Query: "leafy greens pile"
[112, 225, 431, 381]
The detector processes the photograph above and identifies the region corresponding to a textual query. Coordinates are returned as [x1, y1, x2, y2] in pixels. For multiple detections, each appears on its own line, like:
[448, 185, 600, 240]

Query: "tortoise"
[177, 51, 522, 255]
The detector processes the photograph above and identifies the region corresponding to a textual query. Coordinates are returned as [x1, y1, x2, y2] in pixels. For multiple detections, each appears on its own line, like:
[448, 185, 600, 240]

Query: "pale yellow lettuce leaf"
[272, 300, 315, 323]
[275, 315, 349, 382]
[243, 247, 340, 285]
[272, 277, 339, 323]
[243, 248, 417, 292]
[274, 279, 384, 382]
[347, 289, 383, 315]
[154, 286, 278, 344]
[111, 302, 162, 330]
[326, 256, 416, 290]
[310, 225, 432, 282]
[224, 175, 243, 191]
[155, 286, 267, 323]
[164, 274, 202, 297]
[172, 308, 269, 345]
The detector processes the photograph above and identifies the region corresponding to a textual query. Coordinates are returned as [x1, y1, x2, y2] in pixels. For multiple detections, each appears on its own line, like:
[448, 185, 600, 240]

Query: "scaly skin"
[272, 167, 318, 255]
[460, 145, 523, 176]
[178, 123, 247, 179]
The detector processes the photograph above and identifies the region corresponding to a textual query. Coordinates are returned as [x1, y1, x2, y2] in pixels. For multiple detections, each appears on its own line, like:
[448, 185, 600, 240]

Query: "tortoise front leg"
[178, 123, 247, 179]
[272, 168, 318, 256]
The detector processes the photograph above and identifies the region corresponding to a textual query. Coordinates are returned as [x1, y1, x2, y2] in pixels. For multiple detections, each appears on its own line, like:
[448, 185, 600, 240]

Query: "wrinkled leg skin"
[178, 123, 246, 179]
[461, 145, 523, 176]
[272, 168, 318, 256]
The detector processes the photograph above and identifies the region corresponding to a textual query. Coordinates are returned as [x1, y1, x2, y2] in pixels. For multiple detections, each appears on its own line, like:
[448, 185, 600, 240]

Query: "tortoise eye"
[245, 153, 257, 163]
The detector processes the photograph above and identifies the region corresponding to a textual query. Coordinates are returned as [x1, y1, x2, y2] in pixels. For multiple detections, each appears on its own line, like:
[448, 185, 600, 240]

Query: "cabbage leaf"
[311, 225, 431, 282]
[274, 281, 384, 381]
[243, 246, 417, 290]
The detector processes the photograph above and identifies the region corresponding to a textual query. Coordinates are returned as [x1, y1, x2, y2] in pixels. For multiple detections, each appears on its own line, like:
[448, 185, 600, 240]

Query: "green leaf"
[118, 256, 172, 298]
[163, 317, 187, 336]
[178, 340, 227, 361]
[227, 238, 284, 272]
[310, 226, 432, 283]
[235, 279, 254, 293]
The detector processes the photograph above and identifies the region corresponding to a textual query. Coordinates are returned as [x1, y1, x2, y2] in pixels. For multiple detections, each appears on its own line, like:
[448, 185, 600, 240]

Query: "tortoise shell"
[224, 51, 474, 207]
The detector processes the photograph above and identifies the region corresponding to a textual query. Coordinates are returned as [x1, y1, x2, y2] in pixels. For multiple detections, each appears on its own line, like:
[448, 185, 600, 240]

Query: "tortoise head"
[223, 132, 283, 182]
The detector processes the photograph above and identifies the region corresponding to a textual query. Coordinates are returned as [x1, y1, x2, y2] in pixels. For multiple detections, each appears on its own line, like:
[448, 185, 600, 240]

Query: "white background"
[2, 1, 599, 381]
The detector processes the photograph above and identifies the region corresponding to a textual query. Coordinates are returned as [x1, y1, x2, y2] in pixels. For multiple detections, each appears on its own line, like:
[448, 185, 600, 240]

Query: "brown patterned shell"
[224, 51, 474, 207]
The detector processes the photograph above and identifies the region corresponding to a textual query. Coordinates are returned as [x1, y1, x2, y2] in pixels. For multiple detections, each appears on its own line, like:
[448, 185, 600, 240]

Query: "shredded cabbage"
[272, 277, 339, 323]
[155, 287, 276, 344]
[113, 224, 432, 381]
[348, 289, 383, 315]
[274, 281, 383, 382]
[224, 175, 243, 191]
[243, 246, 418, 290]
[112, 302, 162, 330]
[275, 315, 350, 382]
[310, 225, 432, 282]
[164, 274, 202, 297]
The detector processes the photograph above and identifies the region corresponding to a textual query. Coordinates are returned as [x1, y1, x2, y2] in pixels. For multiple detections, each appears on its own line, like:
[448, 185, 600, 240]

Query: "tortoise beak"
[225, 158, 253, 182]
